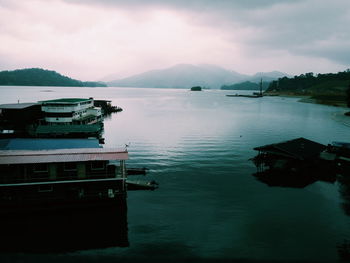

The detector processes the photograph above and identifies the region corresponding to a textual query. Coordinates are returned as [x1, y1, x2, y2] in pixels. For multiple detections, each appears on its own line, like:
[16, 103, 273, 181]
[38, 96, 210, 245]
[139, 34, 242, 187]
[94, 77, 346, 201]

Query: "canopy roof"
[39, 98, 91, 104]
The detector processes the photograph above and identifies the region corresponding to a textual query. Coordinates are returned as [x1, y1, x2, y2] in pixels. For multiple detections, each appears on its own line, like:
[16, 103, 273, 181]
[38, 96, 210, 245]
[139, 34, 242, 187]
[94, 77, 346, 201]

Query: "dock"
[226, 94, 262, 98]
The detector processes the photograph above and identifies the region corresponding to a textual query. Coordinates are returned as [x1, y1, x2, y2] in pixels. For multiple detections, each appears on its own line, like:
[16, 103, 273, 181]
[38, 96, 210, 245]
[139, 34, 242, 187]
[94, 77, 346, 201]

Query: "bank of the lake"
[265, 91, 350, 121]
[265, 91, 348, 108]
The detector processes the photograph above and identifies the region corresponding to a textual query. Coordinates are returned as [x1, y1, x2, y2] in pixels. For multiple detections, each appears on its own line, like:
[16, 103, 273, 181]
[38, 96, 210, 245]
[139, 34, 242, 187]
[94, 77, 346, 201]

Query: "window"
[46, 112, 73, 117]
[33, 163, 48, 173]
[64, 162, 77, 171]
[91, 161, 105, 170]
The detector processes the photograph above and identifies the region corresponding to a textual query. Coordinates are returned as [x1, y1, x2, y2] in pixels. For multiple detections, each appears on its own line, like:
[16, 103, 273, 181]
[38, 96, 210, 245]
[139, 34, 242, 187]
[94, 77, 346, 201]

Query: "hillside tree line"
[0, 68, 106, 87]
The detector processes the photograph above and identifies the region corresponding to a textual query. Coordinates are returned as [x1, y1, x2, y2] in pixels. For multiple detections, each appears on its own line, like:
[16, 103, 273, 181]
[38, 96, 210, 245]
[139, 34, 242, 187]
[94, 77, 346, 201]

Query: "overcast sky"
[0, 0, 349, 80]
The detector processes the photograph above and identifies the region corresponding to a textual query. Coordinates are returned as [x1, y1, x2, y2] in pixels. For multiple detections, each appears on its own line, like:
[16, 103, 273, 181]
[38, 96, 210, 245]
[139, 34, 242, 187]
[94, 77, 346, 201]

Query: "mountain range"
[107, 64, 290, 89]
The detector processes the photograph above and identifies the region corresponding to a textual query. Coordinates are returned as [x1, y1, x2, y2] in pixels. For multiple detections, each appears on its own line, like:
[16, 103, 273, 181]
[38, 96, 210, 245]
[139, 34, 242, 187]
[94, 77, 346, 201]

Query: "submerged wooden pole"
[120, 160, 126, 191]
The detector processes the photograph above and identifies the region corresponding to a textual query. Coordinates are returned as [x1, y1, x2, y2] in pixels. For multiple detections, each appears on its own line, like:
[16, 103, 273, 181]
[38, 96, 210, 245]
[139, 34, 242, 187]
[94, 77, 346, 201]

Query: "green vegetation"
[0, 68, 106, 87]
[221, 81, 269, 90]
[266, 70, 350, 106]
[346, 85, 350, 116]
[190, 86, 202, 91]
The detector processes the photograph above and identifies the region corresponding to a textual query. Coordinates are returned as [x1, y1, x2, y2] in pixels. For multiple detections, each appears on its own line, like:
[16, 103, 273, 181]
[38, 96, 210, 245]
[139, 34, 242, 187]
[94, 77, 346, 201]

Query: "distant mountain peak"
[108, 64, 249, 89]
[107, 64, 290, 89]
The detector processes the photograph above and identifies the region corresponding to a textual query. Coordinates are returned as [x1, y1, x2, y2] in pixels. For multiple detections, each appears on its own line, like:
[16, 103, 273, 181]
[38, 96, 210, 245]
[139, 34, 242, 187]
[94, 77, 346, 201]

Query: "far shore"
[264, 92, 350, 124]
[332, 111, 350, 127]
[264, 92, 348, 108]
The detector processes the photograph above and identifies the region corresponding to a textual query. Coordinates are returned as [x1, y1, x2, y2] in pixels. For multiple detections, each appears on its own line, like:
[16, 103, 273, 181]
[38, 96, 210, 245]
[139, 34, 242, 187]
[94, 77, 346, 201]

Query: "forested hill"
[0, 68, 106, 87]
[221, 81, 270, 90]
[266, 70, 350, 94]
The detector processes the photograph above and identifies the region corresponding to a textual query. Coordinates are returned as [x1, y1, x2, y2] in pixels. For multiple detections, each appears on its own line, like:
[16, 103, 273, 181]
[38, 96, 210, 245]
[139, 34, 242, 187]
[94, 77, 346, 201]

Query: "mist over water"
[0, 86, 350, 262]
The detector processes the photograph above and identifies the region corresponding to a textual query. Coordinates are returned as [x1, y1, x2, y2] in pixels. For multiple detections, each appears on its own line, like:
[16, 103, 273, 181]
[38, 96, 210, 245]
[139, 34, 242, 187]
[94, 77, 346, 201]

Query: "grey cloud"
[1, 0, 349, 76]
[65, 0, 298, 10]
[238, 0, 350, 66]
[65, 0, 350, 66]
[294, 42, 350, 66]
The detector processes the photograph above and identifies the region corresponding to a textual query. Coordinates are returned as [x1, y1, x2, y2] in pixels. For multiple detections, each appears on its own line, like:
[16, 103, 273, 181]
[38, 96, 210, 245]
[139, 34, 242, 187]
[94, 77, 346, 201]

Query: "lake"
[0, 86, 350, 262]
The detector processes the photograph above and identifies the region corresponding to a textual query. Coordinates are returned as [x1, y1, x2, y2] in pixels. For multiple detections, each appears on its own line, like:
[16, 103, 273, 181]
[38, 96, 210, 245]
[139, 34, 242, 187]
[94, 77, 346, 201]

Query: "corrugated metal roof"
[0, 148, 128, 164]
[0, 138, 101, 150]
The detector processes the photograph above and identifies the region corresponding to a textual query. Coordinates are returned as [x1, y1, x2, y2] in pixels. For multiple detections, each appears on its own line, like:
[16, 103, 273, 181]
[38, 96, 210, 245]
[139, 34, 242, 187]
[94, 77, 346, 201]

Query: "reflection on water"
[1, 87, 350, 262]
[252, 170, 318, 188]
[337, 176, 350, 260]
[338, 176, 350, 217]
[0, 198, 128, 253]
[251, 165, 337, 188]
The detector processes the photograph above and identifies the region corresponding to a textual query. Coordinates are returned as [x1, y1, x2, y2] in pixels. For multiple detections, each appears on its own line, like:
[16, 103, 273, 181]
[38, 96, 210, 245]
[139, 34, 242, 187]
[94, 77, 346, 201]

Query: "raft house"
[250, 137, 348, 186]
[0, 138, 127, 211]
[0, 98, 122, 139]
[0, 139, 157, 211]
[93, 99, 123, 115]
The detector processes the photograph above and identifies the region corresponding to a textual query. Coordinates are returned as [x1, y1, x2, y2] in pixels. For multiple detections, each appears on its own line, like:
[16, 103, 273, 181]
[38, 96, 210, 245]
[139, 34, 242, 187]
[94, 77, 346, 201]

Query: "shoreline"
[265, 92, 350, 126]
[264, 92, 348, 107]
[332, 111, 350, 127]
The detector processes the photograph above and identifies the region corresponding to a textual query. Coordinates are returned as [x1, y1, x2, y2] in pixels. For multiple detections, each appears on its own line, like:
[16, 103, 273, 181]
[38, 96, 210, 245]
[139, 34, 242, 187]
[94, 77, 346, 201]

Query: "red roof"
[0, 148, 128, 165]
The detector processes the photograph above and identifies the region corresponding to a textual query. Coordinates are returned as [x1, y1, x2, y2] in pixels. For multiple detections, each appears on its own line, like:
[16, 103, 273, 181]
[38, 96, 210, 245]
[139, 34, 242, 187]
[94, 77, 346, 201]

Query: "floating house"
[251, 137, 337, 187]
[0, 103, 43, 137]
[93, 99, 123, 115]
[252, 137, 326, 172]
[39, 98, 102, 125]
[0, 137, 158, 212]
[33, 98, 103, 138]
[0, 98, 105, 139]
[0, 138, 128, 211]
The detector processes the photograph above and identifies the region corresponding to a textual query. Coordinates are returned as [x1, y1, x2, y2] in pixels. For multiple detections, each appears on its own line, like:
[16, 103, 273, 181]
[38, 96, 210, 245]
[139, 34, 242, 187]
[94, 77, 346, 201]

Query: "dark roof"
[0, 138, 101, 150]
[254, 137, 326, 160]
[0, 103, 37, 109]
[94, 100, 111, 102]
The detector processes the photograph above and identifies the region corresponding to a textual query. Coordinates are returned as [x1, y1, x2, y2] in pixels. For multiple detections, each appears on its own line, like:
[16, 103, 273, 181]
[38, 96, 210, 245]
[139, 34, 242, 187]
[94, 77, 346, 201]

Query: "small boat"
[126, 180, 159, 191]
[226, 94, 262, 98]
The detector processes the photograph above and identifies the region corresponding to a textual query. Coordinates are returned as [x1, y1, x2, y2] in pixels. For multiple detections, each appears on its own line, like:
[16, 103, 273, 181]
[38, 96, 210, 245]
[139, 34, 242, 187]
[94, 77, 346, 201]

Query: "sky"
[0, 0, 349, 81]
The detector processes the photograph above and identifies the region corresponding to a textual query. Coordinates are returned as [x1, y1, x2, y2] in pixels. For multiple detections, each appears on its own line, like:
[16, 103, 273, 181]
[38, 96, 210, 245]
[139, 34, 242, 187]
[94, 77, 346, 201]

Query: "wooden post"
[120, 160, 126, 191]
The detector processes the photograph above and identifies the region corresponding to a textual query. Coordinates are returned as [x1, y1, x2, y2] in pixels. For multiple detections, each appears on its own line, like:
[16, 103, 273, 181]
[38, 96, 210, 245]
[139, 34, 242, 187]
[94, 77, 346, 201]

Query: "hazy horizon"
[1, 0, 349, 81]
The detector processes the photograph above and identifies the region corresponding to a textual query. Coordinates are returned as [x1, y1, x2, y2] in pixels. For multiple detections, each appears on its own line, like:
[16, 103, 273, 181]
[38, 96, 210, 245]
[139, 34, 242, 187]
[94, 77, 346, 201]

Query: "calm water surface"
[1, 86, 350, 262]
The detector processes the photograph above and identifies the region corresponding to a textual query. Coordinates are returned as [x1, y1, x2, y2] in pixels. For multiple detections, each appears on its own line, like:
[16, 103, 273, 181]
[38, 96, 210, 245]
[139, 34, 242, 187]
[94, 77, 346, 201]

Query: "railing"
[0, 172, 122, 185]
